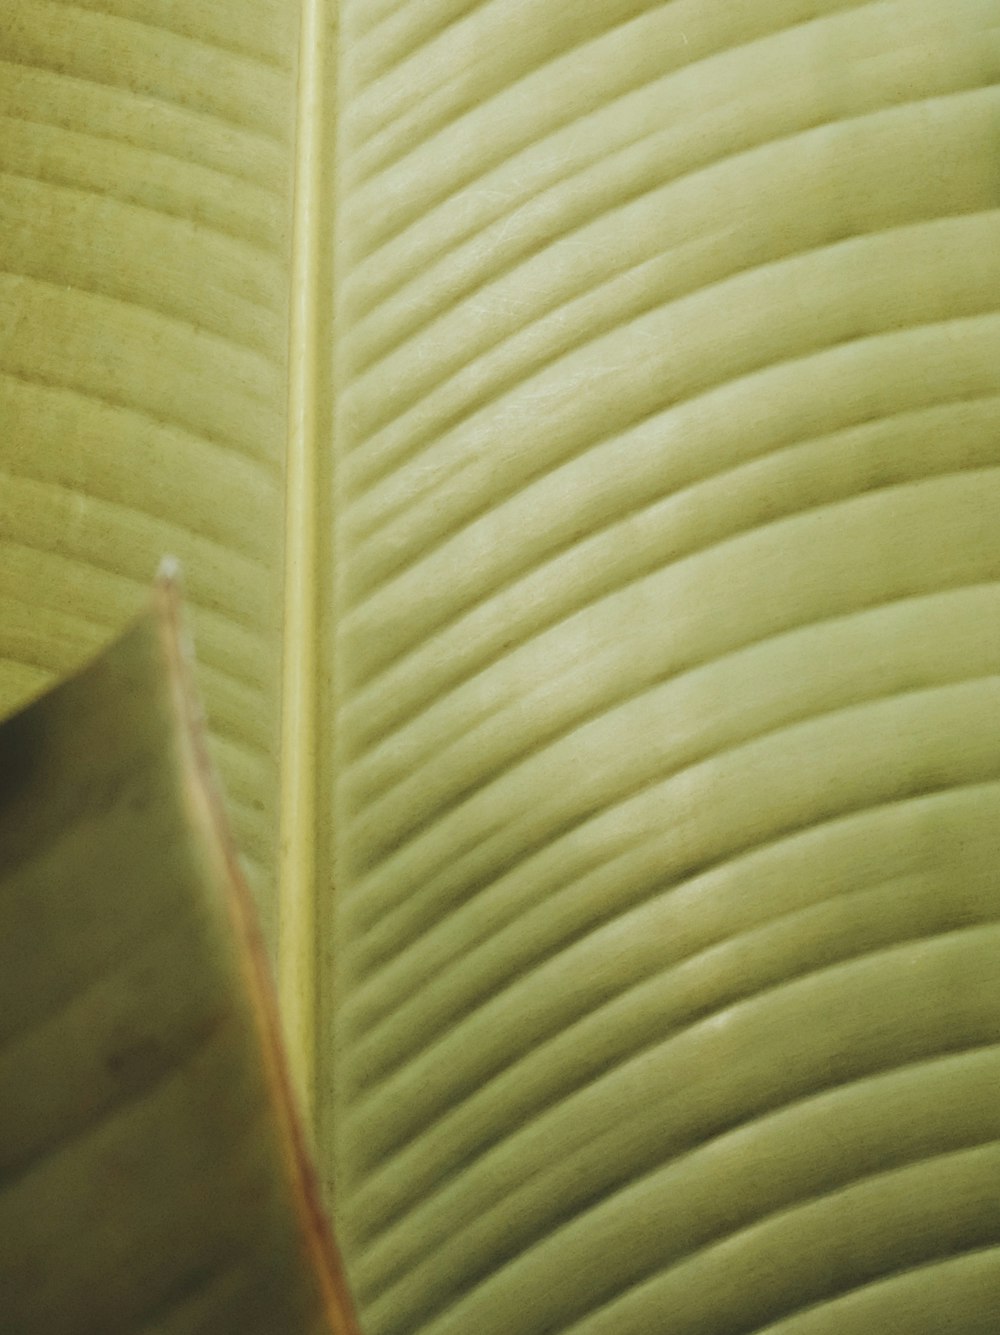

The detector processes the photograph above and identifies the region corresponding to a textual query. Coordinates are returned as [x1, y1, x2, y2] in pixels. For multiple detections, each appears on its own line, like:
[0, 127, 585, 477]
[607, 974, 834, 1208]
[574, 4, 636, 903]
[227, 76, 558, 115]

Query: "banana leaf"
[0, 571, 357, 1332]
[4, 1, 1000, 1331]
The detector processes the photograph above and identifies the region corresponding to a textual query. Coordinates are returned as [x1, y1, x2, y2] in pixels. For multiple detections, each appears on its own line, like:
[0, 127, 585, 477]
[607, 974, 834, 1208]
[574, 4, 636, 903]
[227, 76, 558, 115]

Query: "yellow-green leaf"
[5, 1, 1000, 1332]
[0, 574, 357, 1333]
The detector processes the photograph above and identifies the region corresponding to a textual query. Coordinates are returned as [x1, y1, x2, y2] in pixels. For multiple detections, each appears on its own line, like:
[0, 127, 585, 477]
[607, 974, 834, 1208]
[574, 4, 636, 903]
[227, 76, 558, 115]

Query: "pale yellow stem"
[278, 0, 331, 1127]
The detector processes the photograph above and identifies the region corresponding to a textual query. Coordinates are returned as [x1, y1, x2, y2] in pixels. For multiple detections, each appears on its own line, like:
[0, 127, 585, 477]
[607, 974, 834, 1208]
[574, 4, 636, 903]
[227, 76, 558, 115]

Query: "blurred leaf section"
[0, 577, 358, 1335]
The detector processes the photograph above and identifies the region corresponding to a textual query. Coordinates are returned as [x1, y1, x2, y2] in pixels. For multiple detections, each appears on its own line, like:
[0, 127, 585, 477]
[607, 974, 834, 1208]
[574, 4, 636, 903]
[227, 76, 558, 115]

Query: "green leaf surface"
[0, 0, 299, 946]
[5, 1, 1000, 1332]
[323, 3, 1000, 1332]
[0, 576, 357, 1333]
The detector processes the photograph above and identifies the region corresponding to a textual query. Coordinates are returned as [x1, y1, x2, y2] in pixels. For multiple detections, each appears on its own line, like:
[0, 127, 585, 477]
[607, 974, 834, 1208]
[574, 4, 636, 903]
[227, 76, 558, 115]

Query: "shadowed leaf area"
[0, 582, 357, 1335]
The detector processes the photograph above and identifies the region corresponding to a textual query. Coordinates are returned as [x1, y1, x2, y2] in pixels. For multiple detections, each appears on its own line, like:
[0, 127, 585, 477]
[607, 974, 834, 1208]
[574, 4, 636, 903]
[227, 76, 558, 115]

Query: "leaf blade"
[0, 575, 358, 1334]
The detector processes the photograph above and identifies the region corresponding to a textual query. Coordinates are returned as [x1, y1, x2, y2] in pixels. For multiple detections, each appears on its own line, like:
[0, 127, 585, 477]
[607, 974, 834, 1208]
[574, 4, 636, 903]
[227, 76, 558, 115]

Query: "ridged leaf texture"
[4, 1, 1000, 1332]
